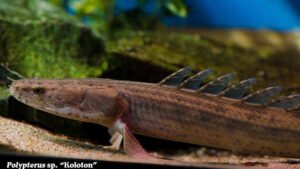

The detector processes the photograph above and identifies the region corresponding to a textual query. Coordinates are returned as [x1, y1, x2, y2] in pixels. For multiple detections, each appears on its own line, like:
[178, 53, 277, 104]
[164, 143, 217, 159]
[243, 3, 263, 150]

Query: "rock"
[0, 0, 106, 139]
[106, 31, 300, 94]
[0, 0, 105, 79]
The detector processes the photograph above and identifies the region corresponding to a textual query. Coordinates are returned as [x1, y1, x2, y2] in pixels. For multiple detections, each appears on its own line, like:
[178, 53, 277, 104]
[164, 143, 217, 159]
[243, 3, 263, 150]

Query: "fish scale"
[115, 82, 300, 153]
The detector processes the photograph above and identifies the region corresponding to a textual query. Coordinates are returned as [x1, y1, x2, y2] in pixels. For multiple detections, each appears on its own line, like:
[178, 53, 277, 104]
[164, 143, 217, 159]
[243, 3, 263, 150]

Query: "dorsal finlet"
[158, 68, 297, 109]
[179, 68, 213, 90]
[288, 106, 300, 112]
[199, 73, 234, 94]
[269, 94, 300, 110]
[220, 78, 256, 99]
[243, 86, 282, 105]
[158, 67, 192, 86]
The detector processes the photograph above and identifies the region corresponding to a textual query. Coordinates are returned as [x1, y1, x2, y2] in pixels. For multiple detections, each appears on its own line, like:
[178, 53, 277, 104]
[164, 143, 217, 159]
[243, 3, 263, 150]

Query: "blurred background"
[47, 0, 300, 52]
[48, 0, 300, 32]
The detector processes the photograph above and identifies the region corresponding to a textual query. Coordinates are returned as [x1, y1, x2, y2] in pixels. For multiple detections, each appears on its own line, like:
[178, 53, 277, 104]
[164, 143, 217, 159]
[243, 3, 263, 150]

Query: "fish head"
[10, 79, 121, 126]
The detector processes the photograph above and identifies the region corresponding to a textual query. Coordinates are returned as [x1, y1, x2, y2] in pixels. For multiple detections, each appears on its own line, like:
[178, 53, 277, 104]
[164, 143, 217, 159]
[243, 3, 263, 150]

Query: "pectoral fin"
[111, 119, 154, 160]
[123, 124, 152, 159]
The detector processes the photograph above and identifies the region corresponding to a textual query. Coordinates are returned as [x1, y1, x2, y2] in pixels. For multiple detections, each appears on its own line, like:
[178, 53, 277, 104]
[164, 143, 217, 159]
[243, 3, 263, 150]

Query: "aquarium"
[0, 1, 299, 169]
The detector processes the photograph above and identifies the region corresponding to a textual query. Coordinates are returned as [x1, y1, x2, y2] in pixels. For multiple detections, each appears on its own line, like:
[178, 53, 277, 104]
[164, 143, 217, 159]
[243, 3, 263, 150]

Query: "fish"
[9, 67, 300, 159]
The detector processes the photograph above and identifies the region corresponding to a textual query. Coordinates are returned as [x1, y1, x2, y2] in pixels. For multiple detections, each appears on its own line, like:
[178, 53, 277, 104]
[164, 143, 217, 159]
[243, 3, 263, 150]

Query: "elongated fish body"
[9, 68, 300, 158]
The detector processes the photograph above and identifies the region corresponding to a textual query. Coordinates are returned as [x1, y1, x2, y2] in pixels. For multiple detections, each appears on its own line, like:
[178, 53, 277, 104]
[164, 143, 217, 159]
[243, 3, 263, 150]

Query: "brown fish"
[9, 68, 300, 159]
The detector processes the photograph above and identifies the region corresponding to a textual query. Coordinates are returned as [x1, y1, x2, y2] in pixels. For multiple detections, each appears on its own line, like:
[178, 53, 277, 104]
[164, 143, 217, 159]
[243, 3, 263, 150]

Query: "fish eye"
[33, 87, 45, 95]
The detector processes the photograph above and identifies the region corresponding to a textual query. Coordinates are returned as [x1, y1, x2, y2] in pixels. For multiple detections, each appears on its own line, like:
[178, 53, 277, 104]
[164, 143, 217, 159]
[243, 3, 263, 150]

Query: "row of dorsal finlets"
[158, 67, 300, 111]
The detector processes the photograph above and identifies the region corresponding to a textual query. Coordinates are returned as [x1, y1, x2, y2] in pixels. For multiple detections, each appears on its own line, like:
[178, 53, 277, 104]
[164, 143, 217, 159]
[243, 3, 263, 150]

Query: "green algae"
[107, 31, 300, 94]
[0, 0, 105, 78]
[0, 87, 9, 100]
[0, 87, 9, 116]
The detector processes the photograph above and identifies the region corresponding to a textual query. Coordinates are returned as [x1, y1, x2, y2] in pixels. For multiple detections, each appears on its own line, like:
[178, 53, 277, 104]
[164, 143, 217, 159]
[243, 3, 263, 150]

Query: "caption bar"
[7, 162, 98, 169]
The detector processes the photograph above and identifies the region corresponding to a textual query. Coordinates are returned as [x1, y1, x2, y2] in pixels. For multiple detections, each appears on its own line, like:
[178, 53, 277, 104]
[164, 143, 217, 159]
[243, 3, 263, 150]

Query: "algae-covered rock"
[0, 0, 105, 78]
[107, 31, 300, 94]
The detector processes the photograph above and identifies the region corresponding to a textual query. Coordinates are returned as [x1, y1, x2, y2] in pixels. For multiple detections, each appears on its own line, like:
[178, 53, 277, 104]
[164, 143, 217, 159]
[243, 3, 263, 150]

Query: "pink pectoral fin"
[123, 125, 153, 159]
[111, 119, 155, 160]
